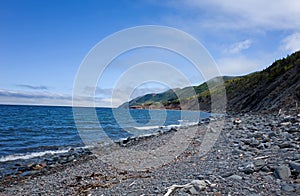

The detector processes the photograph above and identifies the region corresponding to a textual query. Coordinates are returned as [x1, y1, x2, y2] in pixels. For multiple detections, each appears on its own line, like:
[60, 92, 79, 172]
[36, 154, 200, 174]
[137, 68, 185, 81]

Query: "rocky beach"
[1, 109, 299, 195]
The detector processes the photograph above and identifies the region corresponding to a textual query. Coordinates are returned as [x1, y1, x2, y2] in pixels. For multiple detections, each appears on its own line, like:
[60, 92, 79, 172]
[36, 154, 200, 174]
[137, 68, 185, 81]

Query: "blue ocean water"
[0, 105, 210, 162]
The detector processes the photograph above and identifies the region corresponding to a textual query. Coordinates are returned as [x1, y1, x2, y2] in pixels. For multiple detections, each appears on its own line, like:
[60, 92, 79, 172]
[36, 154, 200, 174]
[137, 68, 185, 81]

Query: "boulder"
[274, 166, 291, 180]
[289, 162, 300, 172]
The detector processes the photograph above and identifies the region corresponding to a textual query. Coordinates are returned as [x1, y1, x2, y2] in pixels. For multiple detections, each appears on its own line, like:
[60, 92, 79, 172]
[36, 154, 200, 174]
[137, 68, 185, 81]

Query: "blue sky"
[1, 0, 300, 106]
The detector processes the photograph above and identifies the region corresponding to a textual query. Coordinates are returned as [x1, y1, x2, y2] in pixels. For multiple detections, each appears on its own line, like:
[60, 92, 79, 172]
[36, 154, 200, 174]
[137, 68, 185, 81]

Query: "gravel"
[1, 112, 300, 195]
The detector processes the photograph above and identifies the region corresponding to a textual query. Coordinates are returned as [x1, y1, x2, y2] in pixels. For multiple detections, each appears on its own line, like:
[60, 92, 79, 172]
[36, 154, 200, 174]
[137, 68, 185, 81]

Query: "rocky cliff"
[119, 51, 300, 113]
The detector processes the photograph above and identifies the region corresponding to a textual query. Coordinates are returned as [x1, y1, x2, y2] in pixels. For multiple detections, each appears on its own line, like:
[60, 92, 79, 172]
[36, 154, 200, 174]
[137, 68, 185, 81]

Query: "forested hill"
[119, 51, 300, 113]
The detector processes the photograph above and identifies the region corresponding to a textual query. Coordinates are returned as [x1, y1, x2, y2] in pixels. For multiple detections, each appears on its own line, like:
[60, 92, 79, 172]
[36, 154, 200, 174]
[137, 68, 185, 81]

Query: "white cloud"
[0, 89, 72, 106]
[225, 39, 252, 54]
[179, 0, 300, 30]
[280, 32, 300, 53]
[217, 56, 264, 76]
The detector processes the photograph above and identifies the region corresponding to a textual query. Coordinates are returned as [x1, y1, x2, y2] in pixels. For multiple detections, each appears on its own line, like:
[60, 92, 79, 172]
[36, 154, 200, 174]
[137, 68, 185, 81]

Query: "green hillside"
[119, 51, 300, 112]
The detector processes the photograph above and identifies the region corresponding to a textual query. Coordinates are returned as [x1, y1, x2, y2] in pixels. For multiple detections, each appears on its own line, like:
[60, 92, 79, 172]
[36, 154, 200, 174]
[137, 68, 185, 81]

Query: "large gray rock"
[228, 174, 243, 180]
[274, 165, 291, 180]
[184, 180, 207, 194]
[281, 185, 295, 192]
[289, 162, 300, 172]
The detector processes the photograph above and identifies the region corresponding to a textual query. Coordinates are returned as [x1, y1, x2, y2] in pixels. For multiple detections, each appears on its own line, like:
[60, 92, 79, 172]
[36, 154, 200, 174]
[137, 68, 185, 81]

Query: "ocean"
[0, 105, 210, 164]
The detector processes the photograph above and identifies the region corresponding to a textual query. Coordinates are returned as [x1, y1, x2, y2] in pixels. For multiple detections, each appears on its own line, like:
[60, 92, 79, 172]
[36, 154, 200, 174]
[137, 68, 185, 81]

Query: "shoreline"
[1, 111, 299, 195]
[0, 115, 213, 181]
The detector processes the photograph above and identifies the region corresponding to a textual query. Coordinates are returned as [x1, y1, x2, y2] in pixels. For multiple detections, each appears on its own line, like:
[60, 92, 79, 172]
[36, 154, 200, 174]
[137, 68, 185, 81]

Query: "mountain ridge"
[119, 51, 300, 113]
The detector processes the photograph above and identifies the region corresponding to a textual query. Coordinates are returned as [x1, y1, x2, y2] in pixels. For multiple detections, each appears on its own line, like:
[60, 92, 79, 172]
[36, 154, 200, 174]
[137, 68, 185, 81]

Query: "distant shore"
[1, 111, 300, 195]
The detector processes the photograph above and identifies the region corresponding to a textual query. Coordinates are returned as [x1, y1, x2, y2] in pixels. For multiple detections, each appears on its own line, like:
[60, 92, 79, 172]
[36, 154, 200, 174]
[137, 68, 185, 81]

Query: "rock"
[32, 164, 43, 170]
[27, 163, 35, 168]
[254, 159, 266, 168]
[233, 118, 242, 125]
[278, 141, 292, 149]
[274, 166, 291, 180]
[268, 132, 277, 138]
[188, 186, 199, 194]
[191, 180, 207, 191]
[39, 163, 47, 167]
[283, 116, 298, 123]
[289, 162, 300, 172]
[281, 122, 291, 126]
[256, 143, 265, 149]
[221, 172, 234, 178]
[67, 155, 75, 162]
[204, 170, 214, 175]
[281, 185, 295, 192]
[196, 175, 205, 180]
[18, 166, 30, 172]
[250, 138, 260, 147]
[261, 166, 271, 172]
[228, 175, 243, 180]
[232, 148, 243, 155]
[286, 127, 300, 133]
[239, 162, 255, 174]
[19, 170, 39, 177]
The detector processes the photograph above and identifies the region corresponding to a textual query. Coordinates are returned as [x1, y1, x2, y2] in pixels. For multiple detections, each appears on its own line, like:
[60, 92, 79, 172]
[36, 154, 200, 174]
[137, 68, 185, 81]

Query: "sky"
[1, 0, 300, 107]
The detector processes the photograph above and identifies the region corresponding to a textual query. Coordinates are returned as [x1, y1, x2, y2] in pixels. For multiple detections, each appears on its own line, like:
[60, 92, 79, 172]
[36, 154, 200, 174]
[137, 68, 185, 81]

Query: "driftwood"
[164, 180, 207, 196]
[164, 183, 194, 196]
[253, 155, 270, 160]
[69, 172, 151, 195]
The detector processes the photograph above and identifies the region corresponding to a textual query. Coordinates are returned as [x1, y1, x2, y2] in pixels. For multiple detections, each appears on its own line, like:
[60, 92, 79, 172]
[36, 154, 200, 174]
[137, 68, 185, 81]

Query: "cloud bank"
[16, 84, 49, 90]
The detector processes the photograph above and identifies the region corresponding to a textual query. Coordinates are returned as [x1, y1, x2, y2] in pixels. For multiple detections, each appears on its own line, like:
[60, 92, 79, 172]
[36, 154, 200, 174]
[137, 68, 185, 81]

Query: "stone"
[257, 143, 265, 149]
[268, 132, 276, 138]
[289, 161, 300, 172]
[261, 166, 271, 172]
[221, 172, 234, 178]
[19, 170, 39, 177]
[205, 170, 214, 175]
[263, 175, 274, 181]
[274, 166, 291, 180]
[32, 164, 43, 170]
[228, 175, 243, 180]
[18, 166, 30, 172]
[254, 159, 265, 168]
[197, 175, 205, 180]
[191, 179, 207, 191]
[250, 138, 260, 147]
[239, 162, 255, 174]
[279, 141, 292, 149]
[232, 148, 243, 155]
[281, 185, 295, 192]
[188, 186, 199, 195]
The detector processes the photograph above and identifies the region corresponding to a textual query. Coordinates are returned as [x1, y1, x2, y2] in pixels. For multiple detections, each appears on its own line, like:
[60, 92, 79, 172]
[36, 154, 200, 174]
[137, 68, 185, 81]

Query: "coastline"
[1, 111, 300, 195]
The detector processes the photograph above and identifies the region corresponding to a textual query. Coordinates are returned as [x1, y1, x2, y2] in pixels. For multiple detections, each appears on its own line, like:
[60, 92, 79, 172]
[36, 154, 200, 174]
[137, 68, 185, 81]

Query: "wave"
[0, 149, 69, 162]
[134, 125, 162, 130]
[133, 121, 199, 131]
[0, 146, 92, 162]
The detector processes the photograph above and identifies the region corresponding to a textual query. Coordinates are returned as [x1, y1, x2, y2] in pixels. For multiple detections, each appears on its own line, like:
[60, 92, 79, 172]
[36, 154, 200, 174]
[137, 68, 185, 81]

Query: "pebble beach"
[1, 111, 300, 195]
